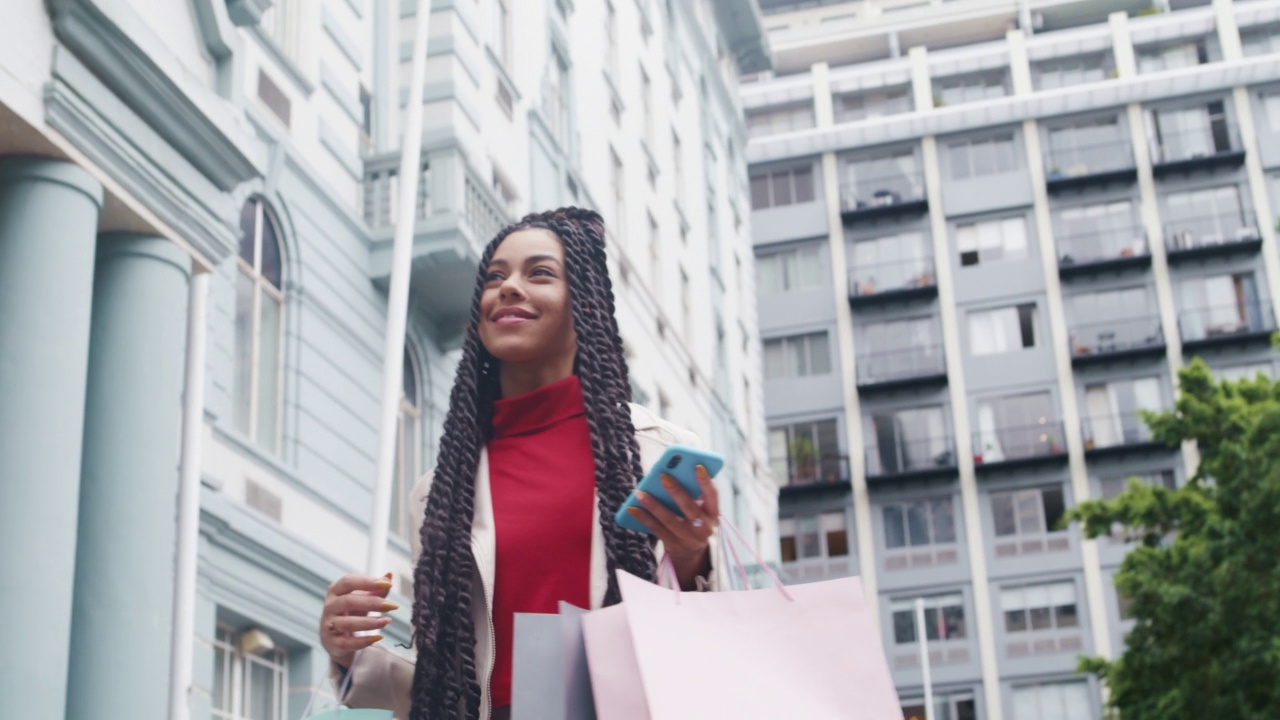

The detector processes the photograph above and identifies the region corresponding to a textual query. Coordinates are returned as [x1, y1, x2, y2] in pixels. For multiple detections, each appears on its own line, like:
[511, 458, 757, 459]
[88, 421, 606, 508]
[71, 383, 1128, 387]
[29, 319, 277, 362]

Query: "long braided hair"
[408, 207, 656, 719]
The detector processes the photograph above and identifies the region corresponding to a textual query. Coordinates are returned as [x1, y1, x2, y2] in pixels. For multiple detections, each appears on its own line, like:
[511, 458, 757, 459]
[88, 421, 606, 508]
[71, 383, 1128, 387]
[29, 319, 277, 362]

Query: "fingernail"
[636, 490, 649, 501]
[379, 601, 399, 612]
[366, 635, 384, 645]
[627, 507, 641, 516]
[696, 465, 708, 479]
[374, 580, 393, 590]
[383, 571, 393, 579]
[379, 617, 392, 626]
[661, 474, 675, 489]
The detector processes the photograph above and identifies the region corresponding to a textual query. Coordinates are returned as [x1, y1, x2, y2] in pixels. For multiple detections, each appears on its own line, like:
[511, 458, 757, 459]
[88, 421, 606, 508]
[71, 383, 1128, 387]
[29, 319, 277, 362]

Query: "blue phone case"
[615, 444, 725, 535]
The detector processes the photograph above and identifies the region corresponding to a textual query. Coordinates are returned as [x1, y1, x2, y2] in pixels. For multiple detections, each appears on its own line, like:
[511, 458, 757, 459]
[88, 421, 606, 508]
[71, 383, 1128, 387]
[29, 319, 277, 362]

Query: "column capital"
[0, 156, 103, 210]
[96, 233, 193, 278]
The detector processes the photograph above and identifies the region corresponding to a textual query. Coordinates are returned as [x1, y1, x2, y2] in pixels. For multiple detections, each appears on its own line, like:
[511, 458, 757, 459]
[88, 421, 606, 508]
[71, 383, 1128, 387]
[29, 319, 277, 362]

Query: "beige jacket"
[333, 403, 727, 719]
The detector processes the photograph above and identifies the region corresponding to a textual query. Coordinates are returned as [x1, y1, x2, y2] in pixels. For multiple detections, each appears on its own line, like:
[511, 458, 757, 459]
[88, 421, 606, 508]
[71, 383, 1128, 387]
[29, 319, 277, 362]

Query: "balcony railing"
[1179, 300, 1276, 346]
[1082, 413, 1159, 452]
[777, 454, 851, 491]
[1056, 225, 1149, 272]
[1150, 121, 1244, 170]
[1044, 137, 1136, 189]
[848, 257, 937, 303]
[363, 155, 430, 230]
[1069, 316, 1164, 361]
[839, 170, 927, 218]
[1165, 211, 1262, 257]
[866, 434, 957, 479]
[856, 344, 946, 388]
[973, 421, 1067, 467]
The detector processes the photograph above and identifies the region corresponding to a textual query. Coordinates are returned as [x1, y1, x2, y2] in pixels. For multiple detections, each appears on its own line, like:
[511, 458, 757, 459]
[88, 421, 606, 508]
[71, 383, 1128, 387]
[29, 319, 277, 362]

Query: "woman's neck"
[497, 356, 576, 399]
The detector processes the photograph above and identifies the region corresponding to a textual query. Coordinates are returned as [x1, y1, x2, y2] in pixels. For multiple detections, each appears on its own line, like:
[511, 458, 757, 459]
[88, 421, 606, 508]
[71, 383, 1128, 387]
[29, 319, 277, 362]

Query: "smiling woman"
[316, 207, 724, 720]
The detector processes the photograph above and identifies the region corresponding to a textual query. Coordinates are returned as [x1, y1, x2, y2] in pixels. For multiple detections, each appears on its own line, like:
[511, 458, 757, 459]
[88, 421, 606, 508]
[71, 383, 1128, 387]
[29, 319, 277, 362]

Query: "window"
[891, 593, 966, 644]
[672, 130, 684, 200]
[610, 148, 625, 235]
[882, 497, 957, 550]
[1011, 681, 1092, 720]
[234, 198, 285, 453]
[974, 392, 1055, 463]
[359, 85, 373, 150]
[779, 511, 849, 562]
[868, 405, 950, 476]
[640, 67, 654, 147]
[848, 231, 931, 296]
[1150, 101, 1233, 163]
[212, 625, 288, 720]
[1217, 362, 1273, 383]
[1002, 581, 1078, 634]
[749, 166, 815, 209]
[1179, 272, 1261, 340]
[492, 0, 511, 69]
[1068, 286, 1158, 355]
[902, 694, 977, 720]
[768, 419, 841, 486]
[679, 268, 691, 337]
[757, 244, 823, 297]
[746, 102, 816, 138]
[1165, 185, 1252, 250]
[1138, 40, 1207, 74]
[763, 332, 832, 379]
[841, 148, 922, 209]
[1035, 53, 1110, 91]
[259, 0, 302, 62]
[545, 49, 571, 150]
[835, 86, 912, 123]
[1054, 200, 1139, 262]
[935, 70, 1007, 106]
[956, 215, 1027, 267]
[604, 1, 618, 80]
[1082, 376, 1163, 448]
[968, 303, 1037, 355]
[1045, 116, 1127, 178]
[991, 486, 1066, 538]
[1242, 24, 1280, 57]
[948, 133, 1017, 180]
[1100, 470, 1175, 501]
[391, 347, 423, 542]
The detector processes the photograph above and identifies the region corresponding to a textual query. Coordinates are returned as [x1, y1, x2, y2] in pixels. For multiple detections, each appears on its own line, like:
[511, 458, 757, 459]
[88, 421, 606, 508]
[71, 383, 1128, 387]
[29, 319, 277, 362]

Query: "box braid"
[408, 208, 656, 720]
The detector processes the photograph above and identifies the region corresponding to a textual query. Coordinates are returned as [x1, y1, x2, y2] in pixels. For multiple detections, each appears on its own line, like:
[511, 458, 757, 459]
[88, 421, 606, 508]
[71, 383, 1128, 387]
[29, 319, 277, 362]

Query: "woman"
[318, 208, 725, 720]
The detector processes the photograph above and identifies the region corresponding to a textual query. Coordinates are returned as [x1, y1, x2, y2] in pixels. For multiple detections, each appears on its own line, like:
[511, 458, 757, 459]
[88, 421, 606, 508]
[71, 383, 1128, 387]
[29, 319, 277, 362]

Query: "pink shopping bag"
[581, 521, 902, 719]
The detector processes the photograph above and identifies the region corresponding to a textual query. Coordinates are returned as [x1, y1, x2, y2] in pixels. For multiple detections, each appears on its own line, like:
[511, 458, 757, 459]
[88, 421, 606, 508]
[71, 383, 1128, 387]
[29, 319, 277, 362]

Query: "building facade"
[0, 0, 773, 718]
[744, 0, 1280, 718]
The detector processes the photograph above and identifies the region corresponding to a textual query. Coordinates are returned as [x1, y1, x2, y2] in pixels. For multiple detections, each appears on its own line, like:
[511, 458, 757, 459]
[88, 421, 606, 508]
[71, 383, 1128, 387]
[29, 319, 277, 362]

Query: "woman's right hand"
[320, 572, 398, 669]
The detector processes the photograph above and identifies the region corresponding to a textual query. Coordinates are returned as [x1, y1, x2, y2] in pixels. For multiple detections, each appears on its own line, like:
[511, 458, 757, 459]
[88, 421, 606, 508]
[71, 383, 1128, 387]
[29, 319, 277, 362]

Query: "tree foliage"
[1065, 358, 1280, 719]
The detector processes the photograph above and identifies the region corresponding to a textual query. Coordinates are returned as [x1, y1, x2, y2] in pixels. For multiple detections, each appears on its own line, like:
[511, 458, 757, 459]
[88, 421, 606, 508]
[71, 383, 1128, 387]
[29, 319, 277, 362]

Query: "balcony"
[1069, 316, 1165, 365]
[778, 454, 852, 499]
[856, 344, 947, 393]
[1044, 137, 1137, 192]
[839, 170, 928, 222]
[1180, 300, 1276, 352]
[1150, 122, 1246, 177]
[1082, 413, 1165, 457]
[866, 434, 957, 483]
[363, 146, 510, 346]
[1057, 225, 1150, 277]
[848, 257, 938, 306]
[973, 421, 1068, 472]
[1165, 211, 1263, 262]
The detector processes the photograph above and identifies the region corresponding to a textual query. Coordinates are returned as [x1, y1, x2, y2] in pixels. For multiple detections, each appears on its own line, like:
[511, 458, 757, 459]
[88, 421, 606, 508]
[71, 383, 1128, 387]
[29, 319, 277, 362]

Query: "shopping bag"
[510, 604, 598, 720]
[581, 519, 902, 719]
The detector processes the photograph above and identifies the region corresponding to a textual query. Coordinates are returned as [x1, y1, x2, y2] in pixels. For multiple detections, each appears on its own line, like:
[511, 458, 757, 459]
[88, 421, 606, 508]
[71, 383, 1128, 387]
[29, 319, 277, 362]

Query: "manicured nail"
[365, 635, 384, 645]
[379, 617, 392, 626]
[627, 507, 642, 516]
[696, 465, 708, 480]
[383, 571, 393, 579]
[661, 474, 675, 489]
[374, 580, 393, 590]
[636, 490, 649, 502]
[379, 601, 399, 612]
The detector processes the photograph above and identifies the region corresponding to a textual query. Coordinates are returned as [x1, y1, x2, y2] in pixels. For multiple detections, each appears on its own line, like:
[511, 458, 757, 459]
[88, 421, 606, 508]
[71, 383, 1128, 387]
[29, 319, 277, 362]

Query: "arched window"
[234, 198, 285, 454]
[391, 345, 423, 541]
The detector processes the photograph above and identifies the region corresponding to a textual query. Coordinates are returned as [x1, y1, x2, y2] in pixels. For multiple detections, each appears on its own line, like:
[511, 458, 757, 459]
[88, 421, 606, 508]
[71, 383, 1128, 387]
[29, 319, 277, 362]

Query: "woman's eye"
[530, 267, 555, 278]
[484, 271, 504, 282]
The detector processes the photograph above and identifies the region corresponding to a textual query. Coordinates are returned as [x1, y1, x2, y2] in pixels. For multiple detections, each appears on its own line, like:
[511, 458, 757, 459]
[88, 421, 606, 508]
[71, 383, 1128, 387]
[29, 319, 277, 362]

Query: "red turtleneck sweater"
[488, 375, 596, 709]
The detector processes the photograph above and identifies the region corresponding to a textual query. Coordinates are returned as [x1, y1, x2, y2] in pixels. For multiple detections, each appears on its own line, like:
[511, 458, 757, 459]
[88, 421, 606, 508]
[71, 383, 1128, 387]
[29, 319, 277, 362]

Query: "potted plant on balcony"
[789, 435, 818, 485]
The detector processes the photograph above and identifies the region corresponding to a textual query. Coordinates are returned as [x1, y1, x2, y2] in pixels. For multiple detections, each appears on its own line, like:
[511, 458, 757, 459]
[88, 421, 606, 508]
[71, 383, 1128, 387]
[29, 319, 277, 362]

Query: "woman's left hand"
[627, 464, 719, 590]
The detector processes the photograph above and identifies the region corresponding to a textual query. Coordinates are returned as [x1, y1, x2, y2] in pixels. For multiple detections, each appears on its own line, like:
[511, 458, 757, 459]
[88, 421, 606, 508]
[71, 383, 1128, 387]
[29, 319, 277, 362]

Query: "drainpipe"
[168, 269, 211, 720]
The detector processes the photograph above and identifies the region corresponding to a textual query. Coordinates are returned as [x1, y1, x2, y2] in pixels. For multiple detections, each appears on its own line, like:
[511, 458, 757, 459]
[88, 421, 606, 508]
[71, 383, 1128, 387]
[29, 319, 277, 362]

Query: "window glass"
[969, 303, 1037, 355]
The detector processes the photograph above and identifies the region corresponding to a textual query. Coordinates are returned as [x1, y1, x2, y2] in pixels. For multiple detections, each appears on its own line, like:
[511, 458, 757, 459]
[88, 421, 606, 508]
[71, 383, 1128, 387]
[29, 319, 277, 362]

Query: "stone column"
[0, 157, 103, 720]
[66, 234, 191, 720]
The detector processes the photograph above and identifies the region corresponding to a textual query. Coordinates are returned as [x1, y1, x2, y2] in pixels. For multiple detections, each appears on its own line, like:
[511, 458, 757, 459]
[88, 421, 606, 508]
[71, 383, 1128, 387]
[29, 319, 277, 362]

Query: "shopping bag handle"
[717, 514, 794, 602]
[300, 648, 362, 718]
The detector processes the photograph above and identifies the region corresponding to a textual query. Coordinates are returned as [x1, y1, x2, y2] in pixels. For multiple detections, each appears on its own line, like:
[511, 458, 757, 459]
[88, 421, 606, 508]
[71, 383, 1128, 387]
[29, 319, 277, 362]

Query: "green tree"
[1066, 357, 1280, 719]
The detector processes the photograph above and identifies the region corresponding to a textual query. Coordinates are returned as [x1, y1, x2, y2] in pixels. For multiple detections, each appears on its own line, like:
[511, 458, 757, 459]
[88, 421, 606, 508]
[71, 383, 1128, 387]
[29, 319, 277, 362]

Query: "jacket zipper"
[472, 538, 496, 718]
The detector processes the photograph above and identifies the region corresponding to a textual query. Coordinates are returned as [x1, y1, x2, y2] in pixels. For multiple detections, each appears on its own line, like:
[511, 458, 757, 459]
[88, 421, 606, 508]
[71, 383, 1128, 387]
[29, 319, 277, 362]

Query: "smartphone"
[615, 444, 725, 535]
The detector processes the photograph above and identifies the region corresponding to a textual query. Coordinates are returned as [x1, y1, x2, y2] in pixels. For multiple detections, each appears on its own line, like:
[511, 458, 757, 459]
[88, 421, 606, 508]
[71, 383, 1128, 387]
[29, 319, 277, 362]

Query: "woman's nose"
[499, 274, 525, 299]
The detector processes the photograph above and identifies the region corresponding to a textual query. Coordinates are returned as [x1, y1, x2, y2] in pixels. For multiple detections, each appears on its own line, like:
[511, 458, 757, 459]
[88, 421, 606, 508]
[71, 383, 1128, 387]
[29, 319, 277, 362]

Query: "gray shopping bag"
[510, 605, 596, 720]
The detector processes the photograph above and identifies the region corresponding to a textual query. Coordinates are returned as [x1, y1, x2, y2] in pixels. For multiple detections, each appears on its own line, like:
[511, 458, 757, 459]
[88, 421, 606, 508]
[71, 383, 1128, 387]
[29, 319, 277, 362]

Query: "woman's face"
[478, 228, 578, 367]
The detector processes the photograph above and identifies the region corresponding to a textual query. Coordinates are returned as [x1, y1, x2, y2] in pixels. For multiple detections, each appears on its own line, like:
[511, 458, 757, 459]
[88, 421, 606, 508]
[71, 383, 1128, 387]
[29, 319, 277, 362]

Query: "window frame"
[1000, 580, 1080, 635]
[391, 346, 424, 543]
[763, 331, 832, 380]
[990, 485, 1066, 539]
[234, 198, 287, 455]
[889, 592, 967, 645]
[211, 625, 289, 720]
